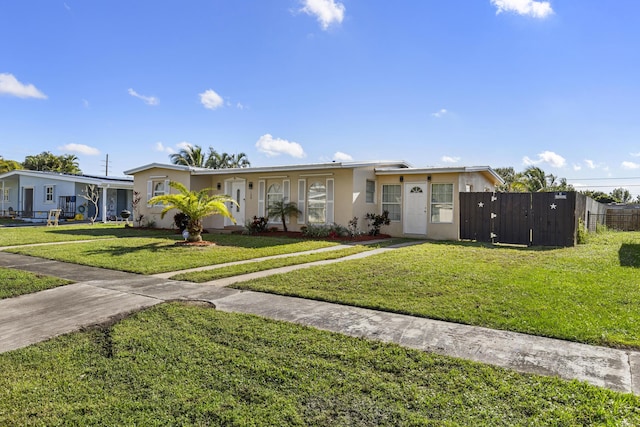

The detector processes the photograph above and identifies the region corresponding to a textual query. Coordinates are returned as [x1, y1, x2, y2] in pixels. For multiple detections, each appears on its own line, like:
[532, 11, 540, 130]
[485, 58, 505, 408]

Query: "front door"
[403, 183, 427, 235]
[23, 188, 34, 217]
[227, 181, 246, 226]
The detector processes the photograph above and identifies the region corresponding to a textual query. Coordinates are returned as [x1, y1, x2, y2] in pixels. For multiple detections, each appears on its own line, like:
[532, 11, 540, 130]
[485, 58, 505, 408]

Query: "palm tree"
[267, 198, 301, 232]
[205, 150, 230, 169]
[520, 166, 549, 192]
[169, 144, 208, 167]
[148, 181, 237, 242]
[227, 152, 251, 168]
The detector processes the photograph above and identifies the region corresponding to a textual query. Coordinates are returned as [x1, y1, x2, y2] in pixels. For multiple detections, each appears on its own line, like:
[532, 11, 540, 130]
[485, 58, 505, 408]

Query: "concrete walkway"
[0, 250, 638, 395]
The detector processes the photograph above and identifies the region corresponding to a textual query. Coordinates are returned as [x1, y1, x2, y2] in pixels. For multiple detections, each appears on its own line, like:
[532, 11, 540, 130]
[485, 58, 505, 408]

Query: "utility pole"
[105, 154, 109, 176]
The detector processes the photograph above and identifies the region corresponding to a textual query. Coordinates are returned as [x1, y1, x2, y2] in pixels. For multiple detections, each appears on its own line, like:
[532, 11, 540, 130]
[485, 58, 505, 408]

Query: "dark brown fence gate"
[460, 192, 578, 247]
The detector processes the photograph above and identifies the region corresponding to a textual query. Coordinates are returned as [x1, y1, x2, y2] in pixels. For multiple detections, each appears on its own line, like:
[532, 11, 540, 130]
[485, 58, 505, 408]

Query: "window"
[382, 184, 401, 221]
[45, 185, 54, 203]
[308, 182, 326, 223]
[147, 179, 169, 207]
[431, 183, 454, 223]
[366, 180, 375, 203]
[266, 183, 283, 220]
[3, 188, 9, 202]
[153, 181, 166, 198]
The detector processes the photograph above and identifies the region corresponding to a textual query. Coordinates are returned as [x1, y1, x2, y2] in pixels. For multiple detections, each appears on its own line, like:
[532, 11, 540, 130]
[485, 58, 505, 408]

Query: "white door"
[227, 181, 246, 226]
[403, 183, 427, 235]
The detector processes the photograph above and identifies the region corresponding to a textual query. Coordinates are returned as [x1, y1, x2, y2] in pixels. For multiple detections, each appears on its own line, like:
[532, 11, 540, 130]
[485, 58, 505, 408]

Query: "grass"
[7, 234, 339, 274]
[0, 268, 71, 299]
[234, 231, 640, 349]
[0, 223, 169, 246]
[171, 245, 374, 282]
[1, 303, 638, 426]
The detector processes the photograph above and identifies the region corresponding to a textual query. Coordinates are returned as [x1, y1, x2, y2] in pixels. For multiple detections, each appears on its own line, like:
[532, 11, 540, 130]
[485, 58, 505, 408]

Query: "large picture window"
[431, 183, 454, 223]
[308, 182, 326, 223]
[382, 184, 401, 221]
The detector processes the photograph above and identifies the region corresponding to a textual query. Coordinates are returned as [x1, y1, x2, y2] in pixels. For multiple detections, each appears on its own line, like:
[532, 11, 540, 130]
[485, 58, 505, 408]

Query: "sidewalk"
[0, 251, 638, 395]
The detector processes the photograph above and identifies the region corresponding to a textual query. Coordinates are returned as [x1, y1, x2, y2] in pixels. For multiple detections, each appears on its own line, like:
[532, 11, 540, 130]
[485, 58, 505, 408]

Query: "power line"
[566, 176, 640, 181]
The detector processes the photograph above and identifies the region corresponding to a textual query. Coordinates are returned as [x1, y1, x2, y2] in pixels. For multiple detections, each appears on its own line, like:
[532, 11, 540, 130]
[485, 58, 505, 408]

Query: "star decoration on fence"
[550, 203, 557, 209]
[478, 202, 484, 208]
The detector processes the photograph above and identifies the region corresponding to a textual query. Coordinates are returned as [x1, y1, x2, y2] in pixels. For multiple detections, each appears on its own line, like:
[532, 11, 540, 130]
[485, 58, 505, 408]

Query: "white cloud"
[333, 151, 353, 161]
[491, 0, 554, 19]
[584, 159, 596, 169]
[572, 164, 582, 171]
[431, 108, 448, 118]
[154, 142, 175, 154]
[176, 141, 192, 150]
[0, 73, 47, 99]
[82, 99, 90, 108]
[128, 88, 159, 106]
[631, 152, 640, 157]
[522, 150, 566, 168]
[58, 143, 100, 156]
[199, 89, 224, 110]
[256, 134, 306, 158]
[301, 0, 345, 30]
[441, 156, 460, 163]
[622, 161, 640, 170]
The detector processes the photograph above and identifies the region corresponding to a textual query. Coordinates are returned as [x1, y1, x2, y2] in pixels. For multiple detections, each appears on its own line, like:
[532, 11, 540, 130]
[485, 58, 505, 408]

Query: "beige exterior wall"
[130, 165, 499, 240]
[132, 168, 192, 229]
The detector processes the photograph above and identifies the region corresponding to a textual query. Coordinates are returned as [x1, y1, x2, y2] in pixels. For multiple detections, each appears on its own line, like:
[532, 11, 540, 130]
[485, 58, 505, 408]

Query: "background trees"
[22, 152, 81, 174]
[169, 144, 250, 169]
[495, 166, 637, 204]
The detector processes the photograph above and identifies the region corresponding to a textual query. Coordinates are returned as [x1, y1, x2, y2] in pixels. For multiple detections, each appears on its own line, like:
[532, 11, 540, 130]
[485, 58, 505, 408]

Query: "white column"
[102, 186, 108, 223]
[1, 180, 4, 213]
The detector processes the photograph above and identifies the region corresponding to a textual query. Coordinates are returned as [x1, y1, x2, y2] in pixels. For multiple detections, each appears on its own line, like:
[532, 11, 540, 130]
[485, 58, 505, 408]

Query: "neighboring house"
[125, 160, 502, 240]
[0, 170, 133, 223]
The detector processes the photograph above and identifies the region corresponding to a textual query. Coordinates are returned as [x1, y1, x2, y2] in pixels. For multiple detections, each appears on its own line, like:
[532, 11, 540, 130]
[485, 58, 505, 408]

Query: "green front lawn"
[0, 223, 169, 246]
[7, 235, 338, 274]
[171, 245, 373, 282]
[1, 303, 637, 426]
[0, 268, 71, 299]
[234, 231, 640, 349]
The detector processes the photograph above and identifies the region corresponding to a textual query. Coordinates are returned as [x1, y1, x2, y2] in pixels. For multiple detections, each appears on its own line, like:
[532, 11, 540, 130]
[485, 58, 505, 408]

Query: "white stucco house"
[0, 170, 133, 223]
[124, 160, 503, 240]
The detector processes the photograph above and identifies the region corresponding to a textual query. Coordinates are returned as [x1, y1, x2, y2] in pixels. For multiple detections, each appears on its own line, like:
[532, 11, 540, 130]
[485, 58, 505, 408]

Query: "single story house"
[124, 160, 502, 240]
[0, 170, 134, 223]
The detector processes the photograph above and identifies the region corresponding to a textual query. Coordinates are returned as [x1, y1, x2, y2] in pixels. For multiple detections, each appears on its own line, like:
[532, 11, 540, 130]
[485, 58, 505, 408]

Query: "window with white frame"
[366, 180, 375, 203]
[147, 179, 169, 207]
[431, 183, 454, 223]
[45, 185, 54, 203]
[266, 183, 284, 220]
[3, 188, 9, 202]
[382, 184, 401, 221]
[153, 181, 166, 198]
[308, 182, 326, 223]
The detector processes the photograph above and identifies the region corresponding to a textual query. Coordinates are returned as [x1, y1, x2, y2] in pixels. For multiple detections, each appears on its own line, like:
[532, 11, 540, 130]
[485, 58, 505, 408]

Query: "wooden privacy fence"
[460, 192, 581, 247]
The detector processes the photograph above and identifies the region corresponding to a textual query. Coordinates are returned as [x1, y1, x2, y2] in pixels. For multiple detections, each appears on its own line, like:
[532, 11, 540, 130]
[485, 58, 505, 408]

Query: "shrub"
[347, 217, 362, 237]
[302, 223, 349, 238]
[576, 219, 587, 244]
[243, 216, 268, 234]
[365, 211, 391, 236]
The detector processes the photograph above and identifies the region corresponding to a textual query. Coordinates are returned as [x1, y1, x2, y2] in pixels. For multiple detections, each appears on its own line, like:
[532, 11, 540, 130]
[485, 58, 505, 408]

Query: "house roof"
[124, 160, 412, 176]
[375, 165, 504, 185]
[0, 169, 133, 188]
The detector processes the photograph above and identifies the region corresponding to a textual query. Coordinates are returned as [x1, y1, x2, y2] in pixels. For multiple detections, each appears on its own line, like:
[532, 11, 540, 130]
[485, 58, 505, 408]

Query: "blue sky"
[1, 0, 639, 195]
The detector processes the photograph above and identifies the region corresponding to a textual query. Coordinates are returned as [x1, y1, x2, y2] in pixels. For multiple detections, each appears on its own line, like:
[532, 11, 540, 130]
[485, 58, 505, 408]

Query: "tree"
[148, 181, 237, 242]
[79, 184, 100, 224]
[494, 167, 524, 192]
[170, 144, 252, 169]
[169, 145, 208, 167]
[267, 198, 301, 232]
[611, 187, 632, 204]
[226, 152, 251, 168]
[23, 151, 81, 174]
[0, 156, 22, 173]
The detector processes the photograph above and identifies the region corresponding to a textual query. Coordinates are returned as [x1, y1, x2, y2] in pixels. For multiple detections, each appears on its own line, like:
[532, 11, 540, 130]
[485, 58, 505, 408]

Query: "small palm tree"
[148, 181, 237, 242]
[267, 198, 301, 232]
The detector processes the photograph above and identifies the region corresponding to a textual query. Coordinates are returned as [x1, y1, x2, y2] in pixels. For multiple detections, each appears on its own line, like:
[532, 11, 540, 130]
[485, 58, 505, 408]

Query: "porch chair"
[47, 209, 62, 227]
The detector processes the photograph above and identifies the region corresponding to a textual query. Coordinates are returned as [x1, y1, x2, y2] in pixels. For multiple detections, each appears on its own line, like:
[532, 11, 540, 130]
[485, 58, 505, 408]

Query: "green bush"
[302, 223, 349, 238]
[243, 216, 268, 234]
